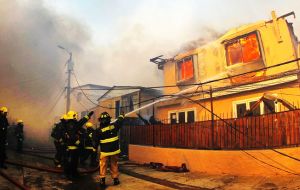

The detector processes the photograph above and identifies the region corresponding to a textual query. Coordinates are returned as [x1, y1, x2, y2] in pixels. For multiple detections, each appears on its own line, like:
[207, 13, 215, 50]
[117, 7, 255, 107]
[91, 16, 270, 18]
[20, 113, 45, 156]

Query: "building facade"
[154, 11, 300, 124]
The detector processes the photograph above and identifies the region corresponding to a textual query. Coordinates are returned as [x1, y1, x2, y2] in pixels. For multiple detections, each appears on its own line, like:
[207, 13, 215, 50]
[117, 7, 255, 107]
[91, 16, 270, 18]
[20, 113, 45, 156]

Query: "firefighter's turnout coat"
[97, 115, 124, 158]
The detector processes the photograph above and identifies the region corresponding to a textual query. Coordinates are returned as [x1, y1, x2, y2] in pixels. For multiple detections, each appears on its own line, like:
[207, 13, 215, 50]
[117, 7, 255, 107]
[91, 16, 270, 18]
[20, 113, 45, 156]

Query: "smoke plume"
[0, 0, 90, 144]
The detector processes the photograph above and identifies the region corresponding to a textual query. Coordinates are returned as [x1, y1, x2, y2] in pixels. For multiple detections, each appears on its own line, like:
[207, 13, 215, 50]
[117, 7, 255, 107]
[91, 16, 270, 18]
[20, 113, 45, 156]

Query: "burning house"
[152, 11, 300, 123]
[128, 11, 300, 176]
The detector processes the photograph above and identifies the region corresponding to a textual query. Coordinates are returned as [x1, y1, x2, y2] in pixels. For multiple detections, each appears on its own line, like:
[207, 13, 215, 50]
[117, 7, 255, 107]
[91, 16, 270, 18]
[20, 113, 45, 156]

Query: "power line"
[73, 58, 300, 91]
[71, 72, 208, 110]
[168, 93, 300, 175]
[71, 92, 89, 111]
[47, 87, 66, 114]
[72, 71, 99, 107]
[72, 67, 300, 111]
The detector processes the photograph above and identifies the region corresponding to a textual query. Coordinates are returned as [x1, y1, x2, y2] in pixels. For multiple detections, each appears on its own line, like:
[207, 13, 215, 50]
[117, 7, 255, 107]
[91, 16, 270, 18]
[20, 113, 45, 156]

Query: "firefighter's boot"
[99, 177, 106, 189]
[113, 178, 120, 185]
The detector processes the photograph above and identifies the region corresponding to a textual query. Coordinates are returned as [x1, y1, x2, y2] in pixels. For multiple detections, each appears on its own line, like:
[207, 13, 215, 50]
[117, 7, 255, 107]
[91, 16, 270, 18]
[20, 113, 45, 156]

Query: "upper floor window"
[177, 56, 194, 82]
[225, 32, 262, 66]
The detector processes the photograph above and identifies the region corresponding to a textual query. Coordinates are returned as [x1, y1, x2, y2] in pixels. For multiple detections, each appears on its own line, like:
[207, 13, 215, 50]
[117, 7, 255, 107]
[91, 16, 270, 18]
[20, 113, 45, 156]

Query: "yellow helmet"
[0, 107, 8, 113]
[86, 122, 93, 128]
[67, 110, 78, 120]
[61, 114, 68, 120]
[17, 120, 23, 124]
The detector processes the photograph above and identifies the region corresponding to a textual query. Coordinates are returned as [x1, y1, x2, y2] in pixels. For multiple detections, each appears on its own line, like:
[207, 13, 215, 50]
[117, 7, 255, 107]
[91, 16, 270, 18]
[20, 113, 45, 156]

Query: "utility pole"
[66, 52, 73, 113]
[58, 45, 73, 113]
[210, 86, 214, 149]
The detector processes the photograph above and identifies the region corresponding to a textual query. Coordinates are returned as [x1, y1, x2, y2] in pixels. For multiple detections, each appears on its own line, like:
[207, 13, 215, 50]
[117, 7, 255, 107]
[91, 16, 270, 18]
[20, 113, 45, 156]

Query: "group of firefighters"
[0, 106, 24, 169]
[51, 110, 125, 188]
[0, 105, 124, 188]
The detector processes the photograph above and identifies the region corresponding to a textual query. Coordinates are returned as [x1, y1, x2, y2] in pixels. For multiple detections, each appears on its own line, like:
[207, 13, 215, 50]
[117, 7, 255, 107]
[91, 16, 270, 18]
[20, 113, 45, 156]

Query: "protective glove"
[88, 111, 94, 117]
[75, 140, 80, 145]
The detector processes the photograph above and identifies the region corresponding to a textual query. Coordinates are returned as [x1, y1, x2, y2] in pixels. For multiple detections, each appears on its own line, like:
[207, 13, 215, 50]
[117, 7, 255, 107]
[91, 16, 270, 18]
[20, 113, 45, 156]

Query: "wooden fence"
[120, 109, 300, 150]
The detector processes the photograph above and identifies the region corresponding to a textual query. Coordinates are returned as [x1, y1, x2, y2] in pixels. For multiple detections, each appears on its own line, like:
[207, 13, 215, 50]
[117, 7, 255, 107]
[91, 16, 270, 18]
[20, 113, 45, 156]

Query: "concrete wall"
[129, 144, 300, 176]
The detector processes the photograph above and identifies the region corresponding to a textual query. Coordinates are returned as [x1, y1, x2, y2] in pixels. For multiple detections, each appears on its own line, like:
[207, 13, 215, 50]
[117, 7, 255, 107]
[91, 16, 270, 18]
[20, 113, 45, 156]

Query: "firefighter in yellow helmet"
[51, 114, 68, 168]
[63, 110, 94, 179]
[0, 107, 9, 169]
[97, 112, 124, 188]
[80, 122, 98, 167]
[15, 120, 24, 152]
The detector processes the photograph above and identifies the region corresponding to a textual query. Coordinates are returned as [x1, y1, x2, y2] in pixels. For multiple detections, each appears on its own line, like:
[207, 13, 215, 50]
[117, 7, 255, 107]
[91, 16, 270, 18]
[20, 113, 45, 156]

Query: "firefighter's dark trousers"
[80, 147, 97, 166]
[0, 140, 6, 167]
[17, 139, 23, 152]
[64, 148, 79, 177]
[54, 141, 64, 166]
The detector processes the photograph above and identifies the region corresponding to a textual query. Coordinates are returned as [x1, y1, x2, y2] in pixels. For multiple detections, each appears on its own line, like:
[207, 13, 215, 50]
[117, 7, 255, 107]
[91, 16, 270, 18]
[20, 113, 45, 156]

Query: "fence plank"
[123, 109, 300, 150]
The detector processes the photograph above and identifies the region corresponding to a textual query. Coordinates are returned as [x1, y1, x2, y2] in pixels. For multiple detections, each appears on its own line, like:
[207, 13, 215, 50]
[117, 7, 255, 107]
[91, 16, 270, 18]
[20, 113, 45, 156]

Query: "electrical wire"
[70, 61, 300, 111]
[277, 93, 300, 97]
[72, 57, 300, 91]
[47, 87, 66, 114]
[72, 71, 103, 107]
[70, 60, 300, 175]
[72, 72, 207, 111]
[166, 93, 300, 175]
[71, 92, 89, 111]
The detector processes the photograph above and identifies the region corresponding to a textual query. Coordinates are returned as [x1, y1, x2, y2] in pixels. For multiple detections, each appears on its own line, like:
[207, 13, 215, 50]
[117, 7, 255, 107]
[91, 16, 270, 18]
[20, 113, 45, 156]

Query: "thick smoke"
[0, 0, 90, 144]
[74, 1, 227, 87]
[74, 0, 300, 88]
[178, 27, 224, 53]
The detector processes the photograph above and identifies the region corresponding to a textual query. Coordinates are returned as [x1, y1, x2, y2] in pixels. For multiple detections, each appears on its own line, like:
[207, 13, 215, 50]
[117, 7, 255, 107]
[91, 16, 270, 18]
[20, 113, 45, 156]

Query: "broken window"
[226, 32, 262, 66]
[249, 101, 261, 116]
[233, 97, 277, 118]
[177, 56, 194, 81]
[263, 99, 276, 114]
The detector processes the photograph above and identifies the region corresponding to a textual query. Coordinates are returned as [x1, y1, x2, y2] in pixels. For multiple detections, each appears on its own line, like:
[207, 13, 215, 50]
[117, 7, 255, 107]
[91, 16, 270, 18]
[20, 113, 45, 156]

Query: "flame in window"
[226, 33, 261, 65]
[177, 57, 194, 81]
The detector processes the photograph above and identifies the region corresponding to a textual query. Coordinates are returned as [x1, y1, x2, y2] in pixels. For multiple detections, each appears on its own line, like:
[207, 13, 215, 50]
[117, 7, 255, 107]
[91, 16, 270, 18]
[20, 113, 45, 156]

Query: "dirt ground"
[0, 150, 300, 190]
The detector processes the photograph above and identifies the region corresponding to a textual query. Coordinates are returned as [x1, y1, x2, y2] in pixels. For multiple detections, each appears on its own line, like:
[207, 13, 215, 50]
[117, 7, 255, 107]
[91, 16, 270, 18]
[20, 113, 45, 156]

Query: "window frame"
[176, 56, 195, 83]
[168, 108, 196, 124]
[225, 31, 265, 68]
[232, 95, 279, 118]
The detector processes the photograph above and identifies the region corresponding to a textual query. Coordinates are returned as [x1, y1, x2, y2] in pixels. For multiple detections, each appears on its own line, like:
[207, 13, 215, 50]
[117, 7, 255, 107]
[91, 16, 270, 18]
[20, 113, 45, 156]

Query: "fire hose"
[0, 169, 30, 190]
[5, 160, 99, 174]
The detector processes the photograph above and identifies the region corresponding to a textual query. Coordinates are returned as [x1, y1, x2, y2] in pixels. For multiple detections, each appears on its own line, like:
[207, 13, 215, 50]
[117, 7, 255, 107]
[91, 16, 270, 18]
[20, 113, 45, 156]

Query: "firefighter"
[80, 122, 98, 167]
[51, 114, 68, 168]
[15, 120, 24, 152]
[63, 110, 94, 179]
[0, 107, 9, 169]
[97, 112, 124, 188]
